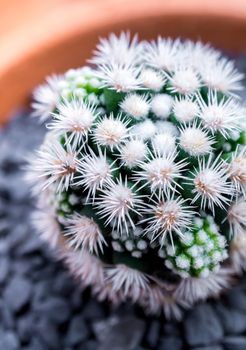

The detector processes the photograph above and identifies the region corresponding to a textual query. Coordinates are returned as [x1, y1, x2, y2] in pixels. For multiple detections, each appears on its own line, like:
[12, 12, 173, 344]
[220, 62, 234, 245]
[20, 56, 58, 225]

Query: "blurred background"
[1, 1, 246, 350]
[1, 0, 246, 122]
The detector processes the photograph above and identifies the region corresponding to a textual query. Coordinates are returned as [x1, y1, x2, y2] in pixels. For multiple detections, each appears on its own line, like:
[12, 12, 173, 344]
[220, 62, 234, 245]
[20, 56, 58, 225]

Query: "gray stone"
[16, 235, 43, 255]
[17, 314, 34, 343]
[184, 303, 223, 347]
[52, 272, 75, 297]
[0, 301, 15, 328]
[3, 276, 32, 312]
[34, 297, 71, 324]
[224, 336, 246, 350]
[25, 338, 46, 350]
[94, 316, 145, 350]
[82, 340, 98, 350]
[35, 319, 60, 350]
[0, 330, 19, 350]
[0, 256, 10, 284]
[216, 303, 246, 334]
[162, 322, 180, 335]
[226, 288, 246, 312]
[158, 336, 183, 350]
[66, 315, 90, 345]
[146, 320, 161, 348]
[192, 347, 223, 350]
[83, 299, 106, 320]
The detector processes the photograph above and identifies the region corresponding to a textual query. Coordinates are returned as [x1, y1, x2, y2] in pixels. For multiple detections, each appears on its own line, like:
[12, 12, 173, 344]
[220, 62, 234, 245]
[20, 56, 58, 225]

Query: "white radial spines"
[143, 37, 180, 72]
[140, 194, 195, 247]
[227, 146, 246, 198]
[197, 90, 241, 138]
[228, 198, 246, 236]
[64, 213, 107, 255]
[134, 150, 188, 195]
[106, 264, 150, 301]
[90, 32, 143, 67]
[32, 75, 63, 122]
[95, 177, 144, 233]
[178, 123, 214, 157]
[173, 97, 199, 123]
[33, 138, 78, 193]
[190, 155, 232, 213]
[151, 132, 176, 156]
[199, 56, 244, 95]
[168, 66, 201, 95]
[47, 98, 98, 150]
[93, 113, 130, 150]
[118, 137, 147, 168]
[120, 93, 150, 120]
[75, 148, 116, 201]
[96, 63, 142, 92]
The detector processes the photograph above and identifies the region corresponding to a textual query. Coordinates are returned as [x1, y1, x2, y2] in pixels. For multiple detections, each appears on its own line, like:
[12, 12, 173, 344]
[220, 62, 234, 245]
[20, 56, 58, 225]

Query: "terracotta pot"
[1, 0, 246, 124]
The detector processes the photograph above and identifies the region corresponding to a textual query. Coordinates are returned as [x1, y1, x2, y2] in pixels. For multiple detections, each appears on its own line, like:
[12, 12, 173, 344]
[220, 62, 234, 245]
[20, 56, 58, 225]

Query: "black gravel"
[1, 55, 246, 350]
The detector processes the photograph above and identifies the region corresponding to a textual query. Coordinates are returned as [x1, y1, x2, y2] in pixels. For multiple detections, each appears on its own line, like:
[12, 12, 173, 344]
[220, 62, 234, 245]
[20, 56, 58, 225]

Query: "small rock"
[224, 336, 246, 350]
[66, 315, 90, 345]
[3, 276, 32, 312]
[94, 316, 145, 350]
[216, 303, 246, 334]
[16, 235, 43, 256]
[158, 336, 183, 350]
[52, 272, 75, 297]
[184, 304, 223, 347]
[32, 280, 53, 305]
[0, 301, 15, 328]
[0, 330, 19, 350]
[162, 322, 180, 336]
[17, 314, 34, 343]
[35, 319, 60, 350]
[192, 346, 223, 350]
[83, 299, 106, 320]
[146, 320, 161, 348]
[83, 340, 99, 350]
[226, 288, 246, 312]
[0, 256, 10, 284]
[34, 297, 71, 324]
[25, 338, 46, 350]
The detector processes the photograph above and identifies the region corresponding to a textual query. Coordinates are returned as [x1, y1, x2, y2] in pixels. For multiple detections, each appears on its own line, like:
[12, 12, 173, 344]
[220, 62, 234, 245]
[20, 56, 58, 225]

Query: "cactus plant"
[27, 32, 246, 317]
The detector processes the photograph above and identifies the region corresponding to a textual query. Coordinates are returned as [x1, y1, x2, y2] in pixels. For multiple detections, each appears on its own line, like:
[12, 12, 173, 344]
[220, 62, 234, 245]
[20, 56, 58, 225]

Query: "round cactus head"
[28, 32, 246, 317]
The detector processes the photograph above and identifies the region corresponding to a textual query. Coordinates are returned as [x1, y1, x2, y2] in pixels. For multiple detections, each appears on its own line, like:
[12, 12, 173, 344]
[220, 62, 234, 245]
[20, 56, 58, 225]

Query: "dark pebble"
[16, 235, 43, 256]
[184, 304, 223, 347]
[95, 316, 145, 350]
[35, 319, 60, 350]
[3, 276, 32, 313]
[0, 330, 19, 350]
[146, 320, 161, 348]
[66, 314, 90, 346]
[192, 347, 223, 350]
[224, 336, 246, 350]
[82, 340, 98, 350]
[83, 299, 106, 320]
[226, 288, 246, 312]
[52, 272, 75, 297]
[17, 314, 34, 343]
[216, 303, 246, 334]
[25, 338, 46, 350]
[33, 297, 71, 324]
[0, 301, 15, 328]
[158, 336, 183, 350]
[0, 256, 10, 284]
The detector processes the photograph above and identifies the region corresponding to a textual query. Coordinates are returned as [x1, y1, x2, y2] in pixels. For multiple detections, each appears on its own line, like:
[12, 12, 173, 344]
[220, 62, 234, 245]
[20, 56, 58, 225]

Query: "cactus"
[28, 32, 246, 317]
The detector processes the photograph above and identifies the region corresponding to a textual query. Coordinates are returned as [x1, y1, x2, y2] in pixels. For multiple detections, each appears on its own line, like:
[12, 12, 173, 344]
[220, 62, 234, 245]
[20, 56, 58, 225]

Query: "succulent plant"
[28, 32, 246, 318]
